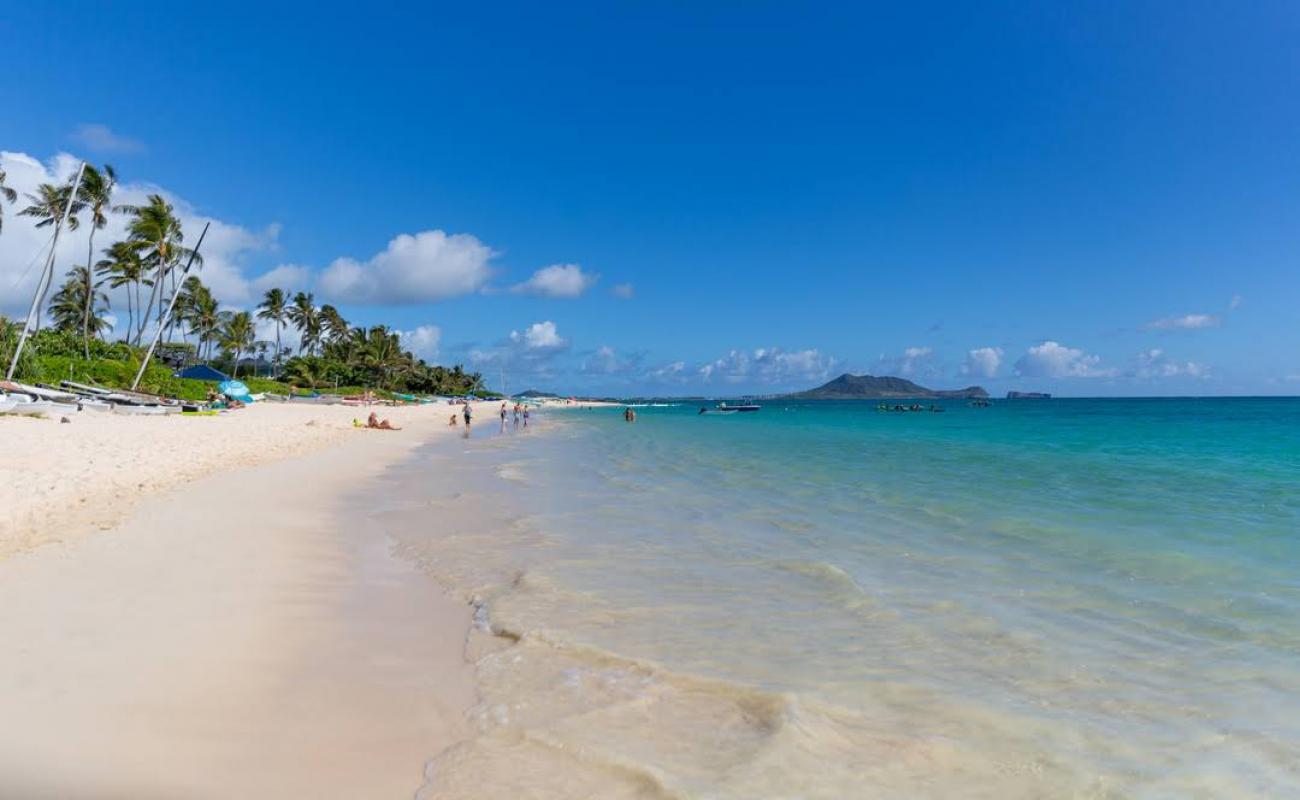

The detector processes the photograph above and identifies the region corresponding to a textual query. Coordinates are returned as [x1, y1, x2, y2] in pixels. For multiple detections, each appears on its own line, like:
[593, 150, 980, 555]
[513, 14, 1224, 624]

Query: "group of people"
[502, 401, 530, 428]
[875, 403, 945, 413]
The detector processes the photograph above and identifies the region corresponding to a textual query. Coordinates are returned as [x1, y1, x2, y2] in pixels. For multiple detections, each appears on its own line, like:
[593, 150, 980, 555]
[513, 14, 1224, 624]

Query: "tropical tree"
[319, 304, 349, 346]
[19, 181, 85, 330]
[48, 266, 110, 337]
[256, 288, 289, 375]
[220, 311, 256, 377]
[183, 282, 222, 362]
[96, 241, 149, 342]
[19, 183, 83, 231]
[126, 194, 200, 344]
[76, 165, 125, 357]
[287, 291, 320, 355]
[0, 168, 16, 234]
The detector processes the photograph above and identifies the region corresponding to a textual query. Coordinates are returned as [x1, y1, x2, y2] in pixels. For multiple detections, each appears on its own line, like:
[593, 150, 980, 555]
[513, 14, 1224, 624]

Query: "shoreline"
[0, 401, 499, 798]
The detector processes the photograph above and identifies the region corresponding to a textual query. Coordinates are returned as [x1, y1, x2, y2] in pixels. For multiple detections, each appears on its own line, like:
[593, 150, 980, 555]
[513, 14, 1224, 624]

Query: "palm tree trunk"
[82, 228, 96, 358]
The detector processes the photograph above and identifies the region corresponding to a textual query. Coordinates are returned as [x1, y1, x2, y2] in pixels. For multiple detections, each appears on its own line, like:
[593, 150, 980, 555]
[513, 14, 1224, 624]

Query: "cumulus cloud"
[0, 150, 278, 318]
[1143, 313, 1220, 331]
[511, 263, 597, 298]
[698, 347, 836, 385]
[1131, 349, 1209, 379]
[1014, 341, 1117, 378]
[70, 123, 144, 155]
[318, 230, 493, 305]
[960, 347, 1003, 379]
[874, 345, 937, 378]
[580, 345, 647, 377]
[650, 360, 687, 380]
[509, 320, 565, 350]
[610, 283, 635, 299]
[251, 264, 311, 295]
[398, 324, 442, 362]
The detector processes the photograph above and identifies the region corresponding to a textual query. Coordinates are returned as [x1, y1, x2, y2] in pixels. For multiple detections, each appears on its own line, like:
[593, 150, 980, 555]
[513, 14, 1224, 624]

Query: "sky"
[1, 1, 1297, 396]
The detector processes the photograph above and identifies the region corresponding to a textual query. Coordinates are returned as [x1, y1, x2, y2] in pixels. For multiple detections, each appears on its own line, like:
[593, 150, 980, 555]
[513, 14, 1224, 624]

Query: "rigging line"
[5, 229, 58, 291]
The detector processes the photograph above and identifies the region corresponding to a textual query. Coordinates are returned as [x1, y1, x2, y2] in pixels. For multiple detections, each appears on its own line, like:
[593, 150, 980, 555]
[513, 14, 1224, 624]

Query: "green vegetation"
[0, 163, 486, 399]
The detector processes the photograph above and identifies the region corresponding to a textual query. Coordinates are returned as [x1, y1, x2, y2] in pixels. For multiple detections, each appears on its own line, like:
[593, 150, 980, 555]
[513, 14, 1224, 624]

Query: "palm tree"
[256, 288, 289, 375]
[19, 183, 84, 231]
[319, 304, 349, 346]
[126, 194, 200, 344]
[19, 182, 85, 330]
[76, 165, 125, 357]
[220, 311, 256, 377]
[49, 266, 110, 336]
[0, 168, 17, 234]
[184, 283, 222, 362]
[96, 241, 150, 342]
[287, 291, 320, 355]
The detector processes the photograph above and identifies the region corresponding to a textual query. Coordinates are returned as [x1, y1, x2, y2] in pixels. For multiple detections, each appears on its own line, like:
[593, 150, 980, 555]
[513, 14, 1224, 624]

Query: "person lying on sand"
[354, 412, 400, 430]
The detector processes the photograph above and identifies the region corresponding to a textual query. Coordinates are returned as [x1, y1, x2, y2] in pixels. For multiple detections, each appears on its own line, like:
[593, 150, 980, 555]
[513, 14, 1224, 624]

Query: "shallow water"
[393, 399, 1300, 798]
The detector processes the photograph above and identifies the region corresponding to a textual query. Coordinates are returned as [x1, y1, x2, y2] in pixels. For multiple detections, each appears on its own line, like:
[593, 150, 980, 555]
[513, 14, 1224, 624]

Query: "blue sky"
[1, 1, 1297, 395]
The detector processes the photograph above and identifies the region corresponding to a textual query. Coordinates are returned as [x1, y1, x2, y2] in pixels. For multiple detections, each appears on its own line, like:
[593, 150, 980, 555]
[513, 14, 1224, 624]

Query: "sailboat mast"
[131, 222, 210, 391]
[6, 162, 87, 381]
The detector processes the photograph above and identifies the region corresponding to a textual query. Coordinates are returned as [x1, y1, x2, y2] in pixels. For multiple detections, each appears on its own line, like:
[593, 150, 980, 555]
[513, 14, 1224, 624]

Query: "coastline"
[0, 401, 495, 560]
[0, 401, 499, 798]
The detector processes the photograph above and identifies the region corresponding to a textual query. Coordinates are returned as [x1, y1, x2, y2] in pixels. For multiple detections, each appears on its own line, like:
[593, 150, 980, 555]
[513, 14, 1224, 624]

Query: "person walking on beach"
[463, 401, 473, 427]
[513, 403, 521, 426]
[522, 406, 530, 427]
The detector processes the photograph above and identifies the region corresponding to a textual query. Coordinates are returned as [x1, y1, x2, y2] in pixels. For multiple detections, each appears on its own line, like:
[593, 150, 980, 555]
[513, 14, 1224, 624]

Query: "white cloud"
[1132, 349, 1209, 379]
[318, 230, 493, 305]
[698, 347, 836, 385]
[511, 263, 597, 298]
[874, 345, 936, 378]
[0, 150, 278, 321]
[960, 346, 1003, 379]
[251, 264, 311, 295]
[70, 123, 144, 155]
[610, 282, 635, 299]
[651, 360, 686, 380]
[398, 324, 442, 362]
[1143, 313, 1220, 331]
[1228, 294, 1244, 311]
[509, 320, 565, 350]
[1014, 341, 1117, 378]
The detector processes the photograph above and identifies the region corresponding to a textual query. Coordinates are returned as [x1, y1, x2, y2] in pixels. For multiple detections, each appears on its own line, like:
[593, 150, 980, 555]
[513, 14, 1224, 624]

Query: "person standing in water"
[522, 406, 530, 427]
[463, 400, 472, 427]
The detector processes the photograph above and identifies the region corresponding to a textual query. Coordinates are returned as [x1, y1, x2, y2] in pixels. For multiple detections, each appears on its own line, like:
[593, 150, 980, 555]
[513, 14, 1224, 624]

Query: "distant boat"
[701, 401, 761, 414]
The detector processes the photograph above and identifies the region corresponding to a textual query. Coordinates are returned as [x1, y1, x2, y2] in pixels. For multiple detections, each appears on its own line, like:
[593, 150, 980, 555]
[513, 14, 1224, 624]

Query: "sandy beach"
[0, 400, 498, 798]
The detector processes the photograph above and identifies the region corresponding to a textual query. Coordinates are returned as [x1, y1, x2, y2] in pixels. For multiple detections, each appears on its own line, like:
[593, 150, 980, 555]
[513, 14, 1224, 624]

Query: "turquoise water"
[405, 399, 1300, 798]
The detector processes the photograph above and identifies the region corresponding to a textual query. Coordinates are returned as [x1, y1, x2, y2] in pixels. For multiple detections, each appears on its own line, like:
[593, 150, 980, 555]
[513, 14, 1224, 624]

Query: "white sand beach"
[0, 400, 497, 798]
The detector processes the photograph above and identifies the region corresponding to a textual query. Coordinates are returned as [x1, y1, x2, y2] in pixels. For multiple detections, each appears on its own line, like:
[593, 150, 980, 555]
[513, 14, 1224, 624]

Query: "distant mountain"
[515, 389, 560, 398]
[788, 373, 989, 399]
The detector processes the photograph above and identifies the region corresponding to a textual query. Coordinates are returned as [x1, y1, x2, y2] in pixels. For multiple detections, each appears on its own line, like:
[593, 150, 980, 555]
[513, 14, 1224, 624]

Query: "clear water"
[395, 399, 1300, 798]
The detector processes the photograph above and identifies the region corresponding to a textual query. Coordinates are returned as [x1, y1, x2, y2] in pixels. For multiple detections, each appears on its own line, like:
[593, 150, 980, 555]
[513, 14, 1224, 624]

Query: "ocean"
[383, 398, 1300, 798]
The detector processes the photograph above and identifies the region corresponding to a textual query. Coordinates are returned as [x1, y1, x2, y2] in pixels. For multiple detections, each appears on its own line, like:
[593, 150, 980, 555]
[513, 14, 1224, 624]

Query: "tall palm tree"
[287, 291, 320, 355]
[184, 284, 222, 362]
[19, 183, 84, 231]
[256, 288, 288, 375]
[126, 194, 199, 345]
[49, 266, 110, 336]
[220, 311, 256, 378]
[0, 168, 17, 234]
[76, 165, 125, 356]
[96, 241, 150, 342]
[19, 181, 85, 330]
[318, 304, 349, 346]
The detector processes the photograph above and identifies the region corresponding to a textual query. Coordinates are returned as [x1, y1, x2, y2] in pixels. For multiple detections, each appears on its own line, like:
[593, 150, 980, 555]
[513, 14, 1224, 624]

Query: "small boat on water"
[717, 401, 761, 412]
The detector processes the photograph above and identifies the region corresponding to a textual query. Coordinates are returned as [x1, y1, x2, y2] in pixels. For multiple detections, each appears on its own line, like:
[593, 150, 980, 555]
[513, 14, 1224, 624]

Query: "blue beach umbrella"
[218, 380, 254, 402]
